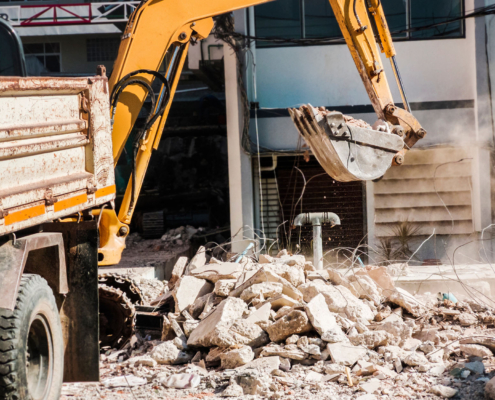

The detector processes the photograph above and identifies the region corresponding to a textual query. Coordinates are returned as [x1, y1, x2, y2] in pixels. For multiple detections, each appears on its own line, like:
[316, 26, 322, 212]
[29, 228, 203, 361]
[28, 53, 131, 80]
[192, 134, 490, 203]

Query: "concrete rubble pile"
[82, 249, 495, 399]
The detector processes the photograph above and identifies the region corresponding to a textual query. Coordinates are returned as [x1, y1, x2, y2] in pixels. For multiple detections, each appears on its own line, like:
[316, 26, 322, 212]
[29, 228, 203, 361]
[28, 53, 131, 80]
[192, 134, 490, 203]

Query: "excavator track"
[98, 273, 144, 305]
[99, 284, 135, 350]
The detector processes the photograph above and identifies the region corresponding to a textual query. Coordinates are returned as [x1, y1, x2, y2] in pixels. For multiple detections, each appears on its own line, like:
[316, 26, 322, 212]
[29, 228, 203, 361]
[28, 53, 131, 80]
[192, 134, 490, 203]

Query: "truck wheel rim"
[26, 314, 53, 400]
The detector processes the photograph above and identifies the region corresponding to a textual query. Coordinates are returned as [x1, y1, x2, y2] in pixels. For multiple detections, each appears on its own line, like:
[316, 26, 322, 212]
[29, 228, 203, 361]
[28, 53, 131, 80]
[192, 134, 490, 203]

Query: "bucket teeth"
[289, 104, 404, 182]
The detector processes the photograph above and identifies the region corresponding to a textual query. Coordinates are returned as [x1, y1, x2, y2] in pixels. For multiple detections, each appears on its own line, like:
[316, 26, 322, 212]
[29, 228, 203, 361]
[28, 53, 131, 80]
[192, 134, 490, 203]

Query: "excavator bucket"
[289, 105, 404, 182]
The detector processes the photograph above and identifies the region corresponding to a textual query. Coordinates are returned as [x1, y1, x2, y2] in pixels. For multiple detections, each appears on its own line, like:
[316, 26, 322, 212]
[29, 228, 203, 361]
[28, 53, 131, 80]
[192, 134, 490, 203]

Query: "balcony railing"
[0, 1, 139, 26]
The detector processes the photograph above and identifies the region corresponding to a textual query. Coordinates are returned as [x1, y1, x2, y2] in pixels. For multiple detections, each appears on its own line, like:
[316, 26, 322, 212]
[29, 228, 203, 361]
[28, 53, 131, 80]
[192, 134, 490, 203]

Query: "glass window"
[86, 37, 120, 62]
[254, 0, 463, 47]
[381, 0, 407, 38]
[23, 42, 61, 74]
[411, 0, 463, 38]
[304, 0, 340, 39]
[255, 0, 301, 44]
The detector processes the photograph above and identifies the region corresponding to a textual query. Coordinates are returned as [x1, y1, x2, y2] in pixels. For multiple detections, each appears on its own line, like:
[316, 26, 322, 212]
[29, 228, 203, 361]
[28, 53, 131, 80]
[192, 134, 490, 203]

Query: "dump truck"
[0, 0, 426, 398]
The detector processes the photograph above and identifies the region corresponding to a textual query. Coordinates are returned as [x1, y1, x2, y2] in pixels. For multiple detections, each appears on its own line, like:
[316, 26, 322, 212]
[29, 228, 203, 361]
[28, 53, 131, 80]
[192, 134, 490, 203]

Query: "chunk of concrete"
[355, 266, 395, 295]
[460, 344, 493, 358]
[173, 276, 213, 313]
[326, 342, 368, 366]
[387, 287, 426, 317]
[244, 303, 271, 324]
[460, 336, 495, 352]
[430, 385, 458, 398]
[349, 330, 392, 349]
[168, 256, 188, 289]
[260, 344, 306, 360]
[485, 376, 495, 400]
[220, 346, 254, 369]
[236, 356, 281, 373]
[186, 246, 206, 274]
[227, 319, 270, 348]
[359, 378, 381, 394]
[299, 280, 374, 321]
[240, 282, 283, 302]
[458, 312, 478, 326]
[266, 264, 305, 287]
[187, 297, 247, 347]
[230, 267, 303, 301]
[274, 306, 292, 320]
[259, 254, 274, 264]
[214, 279, 237, 297]
[220, 383, 244, 397]
[404, 352, 428, 367]
[266, 310, 313, 342]
[256, 294, 299, 310]
[191, 262, 245, 283]
[151, 341, 189, 365]
[304, 294, 347, 343]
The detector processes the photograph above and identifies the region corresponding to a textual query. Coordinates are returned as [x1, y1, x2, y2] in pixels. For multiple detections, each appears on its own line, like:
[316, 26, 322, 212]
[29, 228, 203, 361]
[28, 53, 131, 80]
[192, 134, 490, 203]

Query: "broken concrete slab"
[214, 279, 237, 297]
[191, 262, 245, 283]
[227, 319, 270, 348]
[265, 264, 305, 287]
[260, 344, 306, 360]
[304, 293, 347, 343]
[349, 330, 392, 349]
[185, 246, 206, 275]
[173, 276, 213, 313]
[259, 254, 274, 264]
[240, 282, 283, 302]
[168, 256, 188, 289]
[220, 346, 254, 369]
[236, 356, 281, 373]
[244, 303, 271, 324]
[404, 352, 428, 367]
[230, 267, 303, 301]
[274, 305, 292, 320]
[187, 297, 247, 347]
[299, 280, 374, 321]
[256, 294, 299, 310]
[387, 287, 426, 317]
[266, 310, 313, 342]
[326, 342, 368, 366]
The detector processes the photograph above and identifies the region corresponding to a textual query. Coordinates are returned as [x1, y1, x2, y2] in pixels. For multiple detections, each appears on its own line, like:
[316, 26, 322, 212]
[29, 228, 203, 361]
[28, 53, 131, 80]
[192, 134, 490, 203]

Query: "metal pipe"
[390, 55, 411, 113]
[293, 212, 340, 269]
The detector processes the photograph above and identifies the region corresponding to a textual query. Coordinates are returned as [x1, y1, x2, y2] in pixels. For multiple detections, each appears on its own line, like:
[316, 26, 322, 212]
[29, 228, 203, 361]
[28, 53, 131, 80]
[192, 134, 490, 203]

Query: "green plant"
[376, 219, 422, 264]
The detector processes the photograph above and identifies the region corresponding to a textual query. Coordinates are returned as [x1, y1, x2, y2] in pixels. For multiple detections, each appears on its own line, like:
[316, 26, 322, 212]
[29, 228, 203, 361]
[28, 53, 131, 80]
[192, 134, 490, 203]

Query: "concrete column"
[224, 33, 255, 253]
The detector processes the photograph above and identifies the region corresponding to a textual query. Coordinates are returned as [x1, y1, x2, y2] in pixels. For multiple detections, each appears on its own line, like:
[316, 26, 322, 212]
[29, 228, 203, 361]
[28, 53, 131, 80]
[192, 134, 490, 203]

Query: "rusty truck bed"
[0, 76, 115, 235]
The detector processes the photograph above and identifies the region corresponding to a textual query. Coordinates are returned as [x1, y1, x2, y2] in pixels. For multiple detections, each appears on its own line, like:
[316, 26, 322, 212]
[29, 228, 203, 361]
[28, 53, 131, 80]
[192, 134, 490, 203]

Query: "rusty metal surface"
[0, 75, 115, 236]
[0, 232, 68, 310]
[43, 221, 100, 383]
[289, 105, 404, 182]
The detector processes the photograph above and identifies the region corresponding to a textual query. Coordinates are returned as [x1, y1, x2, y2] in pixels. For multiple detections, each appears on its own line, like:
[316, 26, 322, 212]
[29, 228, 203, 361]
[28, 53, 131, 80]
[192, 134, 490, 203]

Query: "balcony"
[0, 1, 139, 26]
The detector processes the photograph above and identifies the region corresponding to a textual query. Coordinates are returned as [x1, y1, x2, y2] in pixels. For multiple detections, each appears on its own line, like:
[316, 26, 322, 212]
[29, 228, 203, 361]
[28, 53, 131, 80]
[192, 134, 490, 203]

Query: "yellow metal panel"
[95, 184, 116, 199]
[54, 193, 88, 212]
[5, 204, 45, 225]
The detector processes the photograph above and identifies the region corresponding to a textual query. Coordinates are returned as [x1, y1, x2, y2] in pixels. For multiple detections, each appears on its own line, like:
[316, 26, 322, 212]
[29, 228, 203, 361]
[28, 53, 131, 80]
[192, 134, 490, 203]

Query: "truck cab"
[0, 17, 26, 77]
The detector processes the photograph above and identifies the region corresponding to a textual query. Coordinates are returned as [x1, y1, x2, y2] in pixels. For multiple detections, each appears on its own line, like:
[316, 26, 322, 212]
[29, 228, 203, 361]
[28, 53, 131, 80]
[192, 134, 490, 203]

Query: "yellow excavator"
[100, 0, 426, 264]
[0, 0, 426, 398]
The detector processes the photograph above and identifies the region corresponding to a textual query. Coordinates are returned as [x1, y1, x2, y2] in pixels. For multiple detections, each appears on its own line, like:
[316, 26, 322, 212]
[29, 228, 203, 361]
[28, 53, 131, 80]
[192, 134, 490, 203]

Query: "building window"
[254, 0, 464, 47]
[87, 38, 120, 62]
[23, 42, 61, 75]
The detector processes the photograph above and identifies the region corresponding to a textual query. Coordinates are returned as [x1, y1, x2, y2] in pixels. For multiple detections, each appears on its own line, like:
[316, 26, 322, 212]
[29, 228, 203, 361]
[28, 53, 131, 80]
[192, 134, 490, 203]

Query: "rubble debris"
[80, 248, 495, 399]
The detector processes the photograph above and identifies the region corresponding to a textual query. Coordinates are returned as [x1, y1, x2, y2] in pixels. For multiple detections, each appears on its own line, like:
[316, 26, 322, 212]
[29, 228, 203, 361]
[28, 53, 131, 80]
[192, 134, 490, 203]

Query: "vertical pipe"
[313, 218, 323, 270]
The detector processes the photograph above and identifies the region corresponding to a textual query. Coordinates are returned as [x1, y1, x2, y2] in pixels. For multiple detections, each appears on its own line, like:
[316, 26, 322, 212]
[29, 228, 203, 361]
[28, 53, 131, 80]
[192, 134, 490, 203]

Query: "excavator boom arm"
[100, 0, 425, 265]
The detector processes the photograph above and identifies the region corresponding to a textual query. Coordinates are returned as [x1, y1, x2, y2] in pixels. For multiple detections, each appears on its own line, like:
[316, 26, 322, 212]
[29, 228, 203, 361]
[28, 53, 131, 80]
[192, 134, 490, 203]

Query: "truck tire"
[0, 274, 64, 400]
